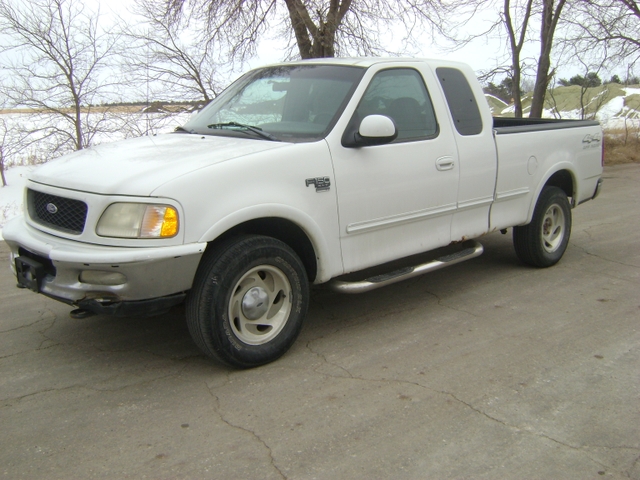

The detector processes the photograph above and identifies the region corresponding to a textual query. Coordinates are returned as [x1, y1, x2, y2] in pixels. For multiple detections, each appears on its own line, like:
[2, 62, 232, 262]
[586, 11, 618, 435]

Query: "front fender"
[198, 204, 341, 283]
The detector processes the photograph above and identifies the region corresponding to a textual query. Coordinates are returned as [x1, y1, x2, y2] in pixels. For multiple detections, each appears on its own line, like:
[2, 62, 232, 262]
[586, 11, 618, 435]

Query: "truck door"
[435, 66, 497, 242]
[328, 66, 460, 273]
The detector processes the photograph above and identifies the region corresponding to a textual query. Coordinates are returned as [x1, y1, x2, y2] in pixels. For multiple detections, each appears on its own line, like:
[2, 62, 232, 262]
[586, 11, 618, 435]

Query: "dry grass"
[604, 126, 640, 165]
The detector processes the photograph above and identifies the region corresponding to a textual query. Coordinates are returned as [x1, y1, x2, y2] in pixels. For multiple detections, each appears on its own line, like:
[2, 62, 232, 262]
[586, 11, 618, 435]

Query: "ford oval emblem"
[46, 203, 58, 214]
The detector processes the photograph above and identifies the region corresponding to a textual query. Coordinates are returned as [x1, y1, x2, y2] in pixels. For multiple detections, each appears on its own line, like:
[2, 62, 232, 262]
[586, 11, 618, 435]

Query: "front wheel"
[186, 235, 309, 368]
[513, 186, 572, 268]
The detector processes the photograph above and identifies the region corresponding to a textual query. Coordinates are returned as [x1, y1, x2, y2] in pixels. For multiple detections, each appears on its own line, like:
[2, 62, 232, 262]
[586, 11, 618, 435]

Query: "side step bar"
[328, 240, 484, 294]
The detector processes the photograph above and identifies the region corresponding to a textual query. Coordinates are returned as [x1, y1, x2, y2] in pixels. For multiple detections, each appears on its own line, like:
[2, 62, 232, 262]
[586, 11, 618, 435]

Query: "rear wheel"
[186, 235, 309, 368]
[513, 186, 572, 267]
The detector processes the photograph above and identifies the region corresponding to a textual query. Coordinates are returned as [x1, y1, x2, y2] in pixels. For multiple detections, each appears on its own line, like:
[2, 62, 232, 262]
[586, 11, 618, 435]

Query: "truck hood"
[29, 134, 288, 196]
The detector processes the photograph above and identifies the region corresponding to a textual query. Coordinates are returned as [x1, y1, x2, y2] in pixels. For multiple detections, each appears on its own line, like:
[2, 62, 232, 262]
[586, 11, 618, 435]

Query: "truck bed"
[493, 116, 600, 134]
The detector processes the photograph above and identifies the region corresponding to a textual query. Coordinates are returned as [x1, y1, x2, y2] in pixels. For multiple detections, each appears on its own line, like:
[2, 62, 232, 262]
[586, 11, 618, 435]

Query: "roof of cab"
[258, 56, 472, 71]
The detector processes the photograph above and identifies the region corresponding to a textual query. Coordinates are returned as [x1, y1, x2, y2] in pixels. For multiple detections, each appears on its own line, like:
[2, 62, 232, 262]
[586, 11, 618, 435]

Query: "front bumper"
[4, 216, 206, 312]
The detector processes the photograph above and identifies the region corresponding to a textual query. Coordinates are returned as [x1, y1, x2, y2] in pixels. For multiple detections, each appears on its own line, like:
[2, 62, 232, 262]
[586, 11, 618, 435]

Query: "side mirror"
[342, 114, 398, 148]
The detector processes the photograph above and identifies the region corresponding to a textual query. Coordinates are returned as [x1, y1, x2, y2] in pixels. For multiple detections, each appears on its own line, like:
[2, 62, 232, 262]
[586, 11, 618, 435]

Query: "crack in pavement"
[0, 311, 60, 359]
[570, 242, 640, 270]
[37, 308, 59, 350]
[1, 334, 201, 361]
[305, 341, 354, 379]
[84, 363, 193, 393]
[307, 295, 425, 342]
[0, 342, 58, 360]
[1, 363, 193, 406]
[0, 342, 200, 361]
[302, 350, 639, 476]
[0, 319, 51, 334]
[439, 390, 637, 458]
[423, 289, 481, 318]
[1, 384, 81, 406]
[205, 380, 286, 480]
[627, 453, 640, 478]
[31, 325, 202, 361]
[0, 309, 56, 334]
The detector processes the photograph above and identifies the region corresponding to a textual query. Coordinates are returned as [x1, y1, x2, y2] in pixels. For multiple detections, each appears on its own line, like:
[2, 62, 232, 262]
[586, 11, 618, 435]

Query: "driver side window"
[355, 68, 438, 142]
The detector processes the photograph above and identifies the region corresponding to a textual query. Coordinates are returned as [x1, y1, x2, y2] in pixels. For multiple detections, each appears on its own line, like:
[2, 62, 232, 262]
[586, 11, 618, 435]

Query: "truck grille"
[27, 189, 88, 235]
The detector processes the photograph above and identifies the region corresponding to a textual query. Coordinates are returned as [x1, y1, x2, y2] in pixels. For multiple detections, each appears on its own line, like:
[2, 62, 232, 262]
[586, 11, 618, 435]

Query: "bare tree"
[122, 0, 223, 104]
[568, 49, 610, 119]
[569, 0, 640, 64]
[528, 0, 566, 117]
[0, 0, 122, 152]
[454, 0, 568, 118]
[545, 76, 563, 118]
[0, 113, 51, 186]
[164, 0, 458, 62]
[503, 0, 535, 117]
[560, 0, 639, 99]
[284, 0, 352, 58]
[0, 118, 10, 187]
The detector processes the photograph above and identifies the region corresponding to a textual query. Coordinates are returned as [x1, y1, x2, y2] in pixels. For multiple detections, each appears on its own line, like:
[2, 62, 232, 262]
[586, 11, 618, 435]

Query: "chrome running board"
[328, 240, 483, 294]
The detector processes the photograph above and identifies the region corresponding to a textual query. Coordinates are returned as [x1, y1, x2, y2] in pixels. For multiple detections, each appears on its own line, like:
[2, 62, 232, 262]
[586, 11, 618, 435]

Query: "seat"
[387, 97, 427, 139]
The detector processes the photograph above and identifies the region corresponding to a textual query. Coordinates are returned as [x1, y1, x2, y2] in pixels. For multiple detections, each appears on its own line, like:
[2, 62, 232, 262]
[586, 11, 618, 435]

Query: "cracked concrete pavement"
[1, 163, 639, 479]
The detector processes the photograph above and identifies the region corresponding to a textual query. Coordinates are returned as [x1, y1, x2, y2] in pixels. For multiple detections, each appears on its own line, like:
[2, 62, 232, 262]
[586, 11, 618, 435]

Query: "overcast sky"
[97, 0, 601, 83]
[0, 0, 603, 98]
[97, 0, 542, 80]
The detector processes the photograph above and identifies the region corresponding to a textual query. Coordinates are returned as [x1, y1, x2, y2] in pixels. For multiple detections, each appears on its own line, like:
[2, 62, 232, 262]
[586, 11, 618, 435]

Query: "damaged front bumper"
[4, 216, 206, 316]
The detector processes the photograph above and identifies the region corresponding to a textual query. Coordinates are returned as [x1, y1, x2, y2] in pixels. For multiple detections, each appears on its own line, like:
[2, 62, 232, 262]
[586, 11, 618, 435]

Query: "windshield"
[181, 64, 366, 142]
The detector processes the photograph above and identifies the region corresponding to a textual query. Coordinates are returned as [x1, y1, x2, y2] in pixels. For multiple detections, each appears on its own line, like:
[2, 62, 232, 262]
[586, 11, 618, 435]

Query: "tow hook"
[69, 308, 97, 319]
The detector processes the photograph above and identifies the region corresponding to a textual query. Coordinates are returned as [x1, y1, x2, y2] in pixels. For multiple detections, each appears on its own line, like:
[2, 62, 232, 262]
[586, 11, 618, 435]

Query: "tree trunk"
[0, 150, 6, 187]
[284, 0, 314, 58]
[529, 0, 565, 118]
[74, 109, 84, 150]
[511, 67, 523, 118]
[310, 24, 336, 57]
[284, 0, 351, 58]
[503, 0, 533, 118]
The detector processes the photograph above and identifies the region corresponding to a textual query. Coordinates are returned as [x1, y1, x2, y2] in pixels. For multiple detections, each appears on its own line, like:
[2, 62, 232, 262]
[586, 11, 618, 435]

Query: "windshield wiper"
[174, 126, 195, 133]
[207, 122, 278, 141]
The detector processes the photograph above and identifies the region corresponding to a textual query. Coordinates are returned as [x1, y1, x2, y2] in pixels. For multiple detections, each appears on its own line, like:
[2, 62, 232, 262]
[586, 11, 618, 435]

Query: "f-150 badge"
[306, 176, 331, 192]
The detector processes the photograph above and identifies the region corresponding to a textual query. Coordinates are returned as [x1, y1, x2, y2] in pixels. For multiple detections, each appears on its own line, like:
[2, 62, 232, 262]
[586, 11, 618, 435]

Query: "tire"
[186, 235, 309, 368]
[513, 186, 572, 268]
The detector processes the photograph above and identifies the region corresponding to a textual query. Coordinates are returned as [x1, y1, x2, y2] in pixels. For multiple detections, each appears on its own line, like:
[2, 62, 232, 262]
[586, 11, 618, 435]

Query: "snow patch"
[0, 165, 33, 240]
[501, 104, 516, 115]
[485, 94, 508, 106]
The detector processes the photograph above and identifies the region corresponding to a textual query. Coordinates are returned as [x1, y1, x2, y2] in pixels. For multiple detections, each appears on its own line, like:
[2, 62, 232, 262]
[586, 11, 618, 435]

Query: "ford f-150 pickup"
[4, 58, 604, 367]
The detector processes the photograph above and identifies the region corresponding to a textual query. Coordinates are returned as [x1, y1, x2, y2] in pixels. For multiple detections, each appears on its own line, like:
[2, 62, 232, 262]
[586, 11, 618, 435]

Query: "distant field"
[0, 103, 198, 115]
[0, 110, 190, 168]
[0, 106, 138, 115]
[1, 90, 638, 167]
[486, 84, 640, 128]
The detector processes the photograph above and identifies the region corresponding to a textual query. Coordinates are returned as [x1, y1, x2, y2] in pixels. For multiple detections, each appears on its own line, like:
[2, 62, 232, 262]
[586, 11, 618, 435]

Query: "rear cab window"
[436, 67, 483, 136]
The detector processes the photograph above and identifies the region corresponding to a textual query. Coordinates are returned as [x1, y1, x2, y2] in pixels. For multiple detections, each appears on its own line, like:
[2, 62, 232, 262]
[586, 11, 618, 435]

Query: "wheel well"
[545, 170, 574, 201]
[208, 218, 318, 282]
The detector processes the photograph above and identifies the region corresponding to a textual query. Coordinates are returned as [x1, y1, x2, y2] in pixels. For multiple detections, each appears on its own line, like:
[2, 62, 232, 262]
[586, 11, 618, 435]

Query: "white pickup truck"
[4, 58, 603, 367]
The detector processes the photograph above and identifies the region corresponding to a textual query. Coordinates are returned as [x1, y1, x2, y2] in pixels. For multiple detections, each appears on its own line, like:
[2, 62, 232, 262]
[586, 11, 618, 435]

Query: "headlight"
[96, 203, 179, 238]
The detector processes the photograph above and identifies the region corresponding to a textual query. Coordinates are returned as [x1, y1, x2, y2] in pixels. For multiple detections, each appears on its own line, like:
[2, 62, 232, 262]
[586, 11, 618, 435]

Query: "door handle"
[436, 156, 455, 171]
